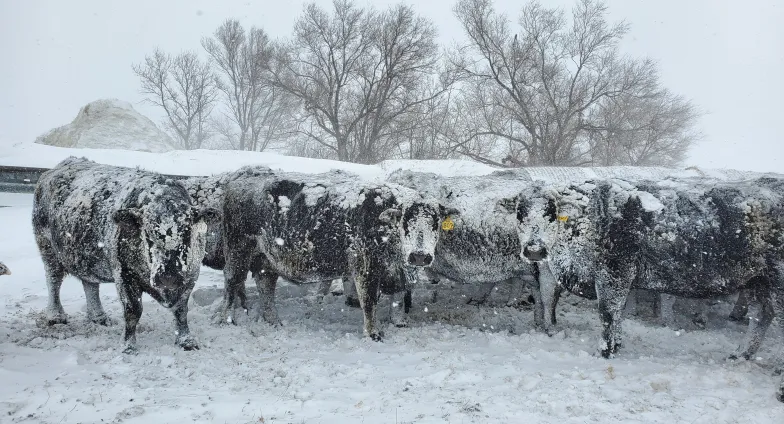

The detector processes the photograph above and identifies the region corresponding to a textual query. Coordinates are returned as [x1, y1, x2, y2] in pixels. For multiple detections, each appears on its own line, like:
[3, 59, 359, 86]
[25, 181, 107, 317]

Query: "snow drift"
[34, 99, 175, 153]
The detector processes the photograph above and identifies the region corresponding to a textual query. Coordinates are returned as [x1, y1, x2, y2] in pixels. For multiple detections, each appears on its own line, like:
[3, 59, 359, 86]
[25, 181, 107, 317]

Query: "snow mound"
[34, 99, 175, 153]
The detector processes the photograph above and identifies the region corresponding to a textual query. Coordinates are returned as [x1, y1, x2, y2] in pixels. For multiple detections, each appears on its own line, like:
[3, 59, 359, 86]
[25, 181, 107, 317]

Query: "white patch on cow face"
[141, 198, 199, 307]
[517, 187, 586, 263]
[399, 203, 441, 267]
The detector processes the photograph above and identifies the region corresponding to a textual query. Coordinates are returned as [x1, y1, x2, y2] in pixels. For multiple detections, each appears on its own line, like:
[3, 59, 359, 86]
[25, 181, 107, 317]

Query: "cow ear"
[378, 207, 402, 224]
[113, 208, 142, 229]
[440, 205, 460, 218]
[194, 207, 221, 224]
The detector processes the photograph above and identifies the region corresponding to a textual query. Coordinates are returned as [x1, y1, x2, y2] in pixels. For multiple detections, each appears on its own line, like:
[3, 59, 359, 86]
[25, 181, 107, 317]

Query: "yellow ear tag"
[442, 216, 455, 231]
[557, 215, 569, 222]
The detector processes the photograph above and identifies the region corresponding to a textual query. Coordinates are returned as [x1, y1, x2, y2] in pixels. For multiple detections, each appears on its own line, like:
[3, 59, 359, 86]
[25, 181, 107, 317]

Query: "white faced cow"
[216, 167, 457, 340]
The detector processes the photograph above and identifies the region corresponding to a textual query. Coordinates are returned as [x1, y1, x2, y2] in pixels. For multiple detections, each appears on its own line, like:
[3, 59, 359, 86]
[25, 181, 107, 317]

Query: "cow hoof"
[262, 316, 283, 328]
[91, 314, 112, 326]
[45, 310, 68, 326]
[345, 296, 361, 308]
[369, 333, 384, 342]
[466, 298, 487, 306]
[46, 317, 68, 326]
[777, 386, 784, 403]
[393, 321, 409, 328]
[212, 308, 237, 326]
[176, 335, 200, 351]
[122, 345, 139, 355]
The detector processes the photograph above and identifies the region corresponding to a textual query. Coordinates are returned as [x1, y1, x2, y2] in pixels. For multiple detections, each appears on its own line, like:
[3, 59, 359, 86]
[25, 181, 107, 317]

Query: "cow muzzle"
[155, 274, 186, 307]
[408, 252, 433, 267]
[522, 242, 548, 262]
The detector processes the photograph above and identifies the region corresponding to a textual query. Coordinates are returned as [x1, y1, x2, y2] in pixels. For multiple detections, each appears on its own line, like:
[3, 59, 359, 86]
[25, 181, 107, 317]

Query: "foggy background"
[1, 0, 782, 171]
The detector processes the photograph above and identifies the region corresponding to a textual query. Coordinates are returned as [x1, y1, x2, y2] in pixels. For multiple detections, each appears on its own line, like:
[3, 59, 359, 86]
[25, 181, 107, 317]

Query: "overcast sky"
[1, 0, 782, 172]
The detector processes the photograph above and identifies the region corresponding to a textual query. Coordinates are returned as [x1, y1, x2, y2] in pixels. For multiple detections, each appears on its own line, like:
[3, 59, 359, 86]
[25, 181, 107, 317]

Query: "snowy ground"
[2, 193, 784, 423]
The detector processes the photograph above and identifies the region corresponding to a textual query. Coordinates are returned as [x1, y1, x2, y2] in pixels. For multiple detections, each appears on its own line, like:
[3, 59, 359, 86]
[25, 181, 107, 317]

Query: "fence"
[0, 166, 189, 193]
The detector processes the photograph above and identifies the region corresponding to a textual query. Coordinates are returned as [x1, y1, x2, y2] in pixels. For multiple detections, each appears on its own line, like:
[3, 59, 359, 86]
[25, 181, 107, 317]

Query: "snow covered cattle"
[32, 157, 218, 353]
[216, 166, 457, 340]
[0, 261, 10, 276]
[515, 177, 784, 401]
[387, 170, 551, 329]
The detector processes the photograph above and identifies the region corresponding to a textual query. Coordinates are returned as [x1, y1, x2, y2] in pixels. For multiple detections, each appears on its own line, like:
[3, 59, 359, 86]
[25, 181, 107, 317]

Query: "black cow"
[516, 178, 784, 401]
[217, 167, 457, 340]
[32, 157, 218, 353]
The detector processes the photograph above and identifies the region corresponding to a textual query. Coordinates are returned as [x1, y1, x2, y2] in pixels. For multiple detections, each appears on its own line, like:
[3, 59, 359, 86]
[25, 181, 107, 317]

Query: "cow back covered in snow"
[516, 176, 784, 400]
[32, 157, 216, 353]
[217, 166, 454, 340]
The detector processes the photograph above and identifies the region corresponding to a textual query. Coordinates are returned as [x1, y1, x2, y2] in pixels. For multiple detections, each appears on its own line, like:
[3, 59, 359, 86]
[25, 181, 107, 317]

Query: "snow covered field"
[1, 147, 784, 422]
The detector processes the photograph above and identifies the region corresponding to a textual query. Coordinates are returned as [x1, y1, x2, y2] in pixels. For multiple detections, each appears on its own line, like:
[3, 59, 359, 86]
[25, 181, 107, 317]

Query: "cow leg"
[117, 282, 143, 354]
[215, 241, 252, 325]
[386, 290, 409, 328]
[596, 271, 631, 358]
[658, 293, 677, 327]
[624, 290, 638, 317]
[550, 282, 564, 326]
[389, 266, 417, 328]
[772, 288, 784, 403]
[81, 281, 109, 325]
[466, 281, 497, 305]
[344, 277, 360, 308]
[41, 251, 67, 325]
[529, 280, 545, 329]
[172, 296, 199, 351]
[688, 299, 708, 329]
[352, 254, 382, 341]
[730, 287, 774, 361]
[536, 263, 559, 335]
[254, 270, 281, 326]
[729, 289, 750, 322]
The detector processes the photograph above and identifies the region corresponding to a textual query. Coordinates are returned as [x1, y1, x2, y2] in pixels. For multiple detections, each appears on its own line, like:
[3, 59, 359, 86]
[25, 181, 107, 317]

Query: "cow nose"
[523, 243, 548, 261]
[408, 252, 433, 267]
[157, 274, 180, 290]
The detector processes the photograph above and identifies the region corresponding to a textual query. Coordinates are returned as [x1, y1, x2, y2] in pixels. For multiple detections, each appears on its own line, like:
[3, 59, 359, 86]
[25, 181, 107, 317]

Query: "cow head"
[514, 183, 590, 263]
[0, 261, 10, 276]
[113, 183, 219, 307]
[379, 199, 459, 268]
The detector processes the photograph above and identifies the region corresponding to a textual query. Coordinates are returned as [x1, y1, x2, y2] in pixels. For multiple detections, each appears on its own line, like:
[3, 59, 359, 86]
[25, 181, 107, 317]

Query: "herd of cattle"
[27, 156, 784, 402]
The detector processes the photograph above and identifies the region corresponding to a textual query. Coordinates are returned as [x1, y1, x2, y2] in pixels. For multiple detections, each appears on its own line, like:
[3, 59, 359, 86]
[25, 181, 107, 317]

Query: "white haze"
[0, 0, 782, 172]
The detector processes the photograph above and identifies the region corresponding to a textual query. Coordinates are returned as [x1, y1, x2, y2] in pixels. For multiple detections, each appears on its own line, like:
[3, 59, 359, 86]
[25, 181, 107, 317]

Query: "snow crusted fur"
[516, 177, 784, 400]
[32, 157, 217, 353]
[216, 166, 457, 340]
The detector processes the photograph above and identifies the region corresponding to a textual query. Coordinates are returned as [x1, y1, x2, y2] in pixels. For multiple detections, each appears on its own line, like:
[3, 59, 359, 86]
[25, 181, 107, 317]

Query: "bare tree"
[202, 20, 297, 151]
[587, 89, 701, 166]
[132, 49, 218, 150]
[272, 0, 449, 163]
[453, 0, 675, 167]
